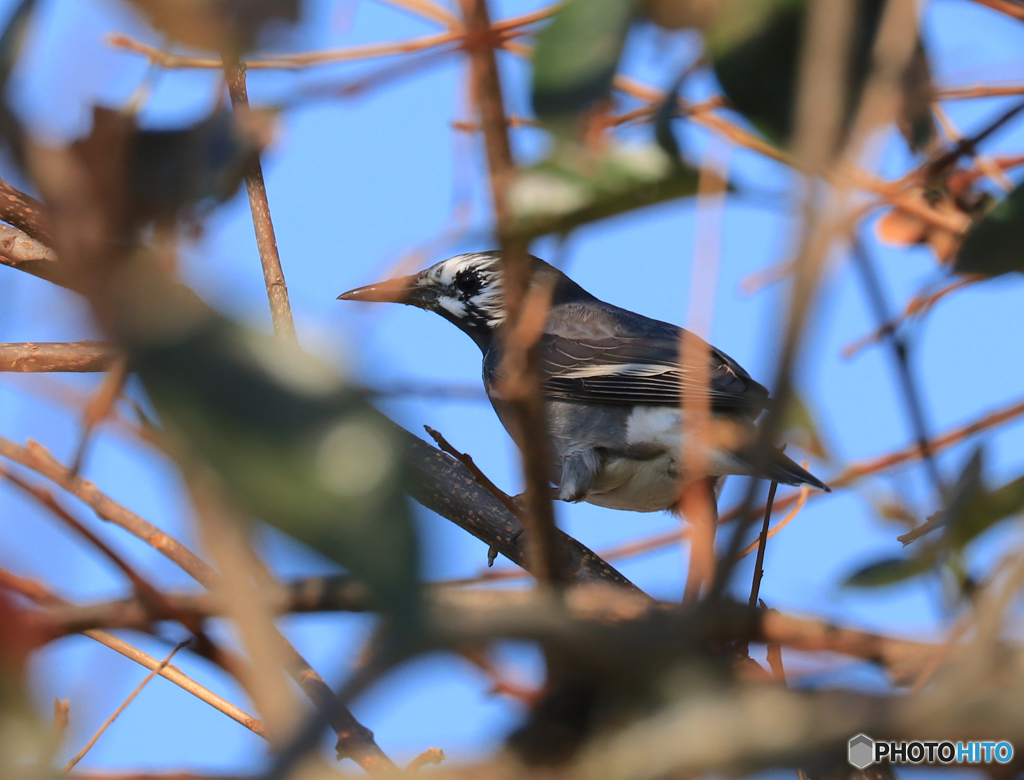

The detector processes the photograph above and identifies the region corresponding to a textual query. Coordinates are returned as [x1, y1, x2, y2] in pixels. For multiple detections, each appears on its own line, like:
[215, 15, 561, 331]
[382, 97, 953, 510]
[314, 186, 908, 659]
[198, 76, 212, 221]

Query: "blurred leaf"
[531, 0, 635, 128]
[123, 0, 301, 53]
[710, 0, 934, 152]
[130, 301, 419, 625]
[780, 392, 830, 461]
[130, 108, 272, 225]
[953, 183, 1024, 276]
[73, 106, 271, 235]
[844, 551, 937, 587]
[944, 449, 1024, 549]
[507, 143, 701, 238]
[874, 498, 918, 529]
[0, 0, 38, 170]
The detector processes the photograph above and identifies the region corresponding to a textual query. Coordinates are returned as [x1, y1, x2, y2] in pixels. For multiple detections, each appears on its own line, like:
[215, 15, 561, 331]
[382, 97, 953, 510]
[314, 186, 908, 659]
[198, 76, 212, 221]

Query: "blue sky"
[3, 0, 1024, 773]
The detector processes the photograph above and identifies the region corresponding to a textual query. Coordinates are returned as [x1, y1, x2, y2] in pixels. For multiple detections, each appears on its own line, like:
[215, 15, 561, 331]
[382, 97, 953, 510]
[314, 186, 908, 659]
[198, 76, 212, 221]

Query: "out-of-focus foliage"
[709, 0, 934, 151]
[955, 183, 1024, 276]
[847, 449, 1024, 588]
[0, 0, 421, 627]
[508, 143, 700, 238]
[131, 306, 419, 624]
[0, 590, 43, 775]
[72, 106, 272, 233]
[530, 0, 634, 130]
[780, 393, 831, 462]
[0, 0, 37, 169]
[123, 0, 301, 52]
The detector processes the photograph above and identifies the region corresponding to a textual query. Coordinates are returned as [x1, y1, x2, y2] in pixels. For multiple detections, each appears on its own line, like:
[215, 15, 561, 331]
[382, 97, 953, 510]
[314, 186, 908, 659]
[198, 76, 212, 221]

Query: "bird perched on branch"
[339, 252, 829, 513]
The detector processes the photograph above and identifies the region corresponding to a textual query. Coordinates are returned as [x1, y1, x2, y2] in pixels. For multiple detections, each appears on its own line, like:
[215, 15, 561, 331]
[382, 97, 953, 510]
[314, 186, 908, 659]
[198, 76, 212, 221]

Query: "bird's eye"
[454, 270, 481, 295]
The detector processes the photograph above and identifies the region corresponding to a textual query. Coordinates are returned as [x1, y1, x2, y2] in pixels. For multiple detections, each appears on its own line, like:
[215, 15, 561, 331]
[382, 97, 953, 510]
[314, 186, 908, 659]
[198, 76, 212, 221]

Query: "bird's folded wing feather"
[537, 316, 769, 415]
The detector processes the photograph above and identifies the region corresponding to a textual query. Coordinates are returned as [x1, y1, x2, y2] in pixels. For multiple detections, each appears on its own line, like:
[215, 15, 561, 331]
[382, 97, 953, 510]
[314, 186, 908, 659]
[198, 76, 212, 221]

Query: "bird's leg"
[558, 450, 601, 503]
[682, 476, 720, 603]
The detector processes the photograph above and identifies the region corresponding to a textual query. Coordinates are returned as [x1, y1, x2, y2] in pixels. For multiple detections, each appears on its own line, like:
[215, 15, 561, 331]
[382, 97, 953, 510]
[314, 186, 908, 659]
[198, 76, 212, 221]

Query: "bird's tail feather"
[737, 448, 831, 492]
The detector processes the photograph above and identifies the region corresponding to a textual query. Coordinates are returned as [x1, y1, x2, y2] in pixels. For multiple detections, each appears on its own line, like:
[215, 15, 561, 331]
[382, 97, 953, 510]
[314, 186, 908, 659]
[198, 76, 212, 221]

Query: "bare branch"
[63, 640, 191, 773]
[0, 342, 117, 373]
[0, 568, 265, 737]
[223, 59, 298, 343]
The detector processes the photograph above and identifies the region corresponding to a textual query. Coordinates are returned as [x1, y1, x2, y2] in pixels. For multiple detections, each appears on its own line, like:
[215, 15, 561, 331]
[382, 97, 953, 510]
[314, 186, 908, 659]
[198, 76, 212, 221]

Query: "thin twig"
[0, 436, 394, 773]
[108, 6, 552, 71]
[405, 748, 446, 773]
[223, 58, 297, 343]
[63, 640, 191, 773]
[849, 236, 947, 503]
[841, 276, 981, 360]
[423, 426, 522, 519]
[748, 482, 779, 608]
[0, 464, 168, 613]
[736, 486, 810, 559]
[0, 568, 265, 737]
[70, 356, 128, 474]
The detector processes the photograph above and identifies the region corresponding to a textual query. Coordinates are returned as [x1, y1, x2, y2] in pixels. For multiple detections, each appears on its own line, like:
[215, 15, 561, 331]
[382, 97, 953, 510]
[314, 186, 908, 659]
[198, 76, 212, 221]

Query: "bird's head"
[338, 252, 513, 348]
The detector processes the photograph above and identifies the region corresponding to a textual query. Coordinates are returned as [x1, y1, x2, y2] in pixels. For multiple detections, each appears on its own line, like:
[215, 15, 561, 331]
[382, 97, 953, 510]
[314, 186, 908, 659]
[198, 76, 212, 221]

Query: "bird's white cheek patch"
[625, 407, 682, 450]
[436, 296, 467, 318]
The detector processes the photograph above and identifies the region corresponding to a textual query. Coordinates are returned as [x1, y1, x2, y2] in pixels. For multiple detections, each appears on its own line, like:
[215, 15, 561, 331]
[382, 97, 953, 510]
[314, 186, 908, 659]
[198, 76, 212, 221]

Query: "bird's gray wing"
[537, 304, 770, 416]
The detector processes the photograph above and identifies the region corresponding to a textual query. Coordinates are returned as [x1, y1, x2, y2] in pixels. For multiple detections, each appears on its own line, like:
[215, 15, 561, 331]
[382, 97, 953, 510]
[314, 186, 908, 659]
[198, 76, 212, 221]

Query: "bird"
[338, 251, 829, 513]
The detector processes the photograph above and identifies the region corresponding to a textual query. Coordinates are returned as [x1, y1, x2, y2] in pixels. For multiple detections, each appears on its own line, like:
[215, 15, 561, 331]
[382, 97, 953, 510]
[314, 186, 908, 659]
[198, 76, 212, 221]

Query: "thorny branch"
[849, 237, 947, 503]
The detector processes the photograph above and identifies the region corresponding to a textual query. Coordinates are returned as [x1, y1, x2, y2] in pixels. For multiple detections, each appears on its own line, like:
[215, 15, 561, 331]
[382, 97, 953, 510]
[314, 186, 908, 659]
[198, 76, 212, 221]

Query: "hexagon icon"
[848, 734, 875, 769]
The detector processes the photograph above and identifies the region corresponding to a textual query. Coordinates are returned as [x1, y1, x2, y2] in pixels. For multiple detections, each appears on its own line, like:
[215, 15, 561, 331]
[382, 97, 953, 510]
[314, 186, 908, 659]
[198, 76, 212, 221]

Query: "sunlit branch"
[0, 342, 117, 373]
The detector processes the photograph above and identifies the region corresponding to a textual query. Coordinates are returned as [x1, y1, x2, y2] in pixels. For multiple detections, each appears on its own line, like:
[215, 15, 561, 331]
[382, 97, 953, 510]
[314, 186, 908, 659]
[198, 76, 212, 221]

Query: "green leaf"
[506, 143, 701, 239]
[531, 0, 636, 127]
[710, 0, 934, 152]
[133, 310, 420, 627]
[947, 473, 1024, 550]
[953, 183, 1024, 276]
[844, 552, 937, 588]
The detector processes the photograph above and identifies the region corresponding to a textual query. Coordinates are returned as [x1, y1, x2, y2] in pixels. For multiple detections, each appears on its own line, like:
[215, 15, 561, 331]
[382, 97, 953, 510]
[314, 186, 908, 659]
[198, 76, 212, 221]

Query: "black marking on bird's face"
[410, 253, 506, 343]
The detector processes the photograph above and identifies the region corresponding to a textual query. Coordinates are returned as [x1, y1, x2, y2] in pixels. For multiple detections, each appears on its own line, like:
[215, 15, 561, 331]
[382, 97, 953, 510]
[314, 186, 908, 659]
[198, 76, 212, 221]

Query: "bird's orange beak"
[337, 274, 428, 306]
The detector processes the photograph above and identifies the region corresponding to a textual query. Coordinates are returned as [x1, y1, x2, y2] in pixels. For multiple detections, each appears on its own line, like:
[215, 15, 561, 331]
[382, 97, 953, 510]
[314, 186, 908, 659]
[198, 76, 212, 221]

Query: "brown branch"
[110, 30, 464, 69]
[0, 435, 393, 773]
[971, 0, 1024, 21]
[396, 424, 640, 590]
[424, 425, 523, 520]
[939, 83, 1024, 100]
[108, 6, 553, 71]
[405, 748, 446, 773]
[0, 568, 266, 737]
[0, 464, 169, 613]
[36, 576, 372, 636]
[64, 639, 191, 773]
[841, 276, 982, 359]
[0, 342, 118, 373]
[0, 177, 53, 245]
[35, 583, 938, 681]
[459, 0, 564, 587]
[223, 59, 297, 343]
